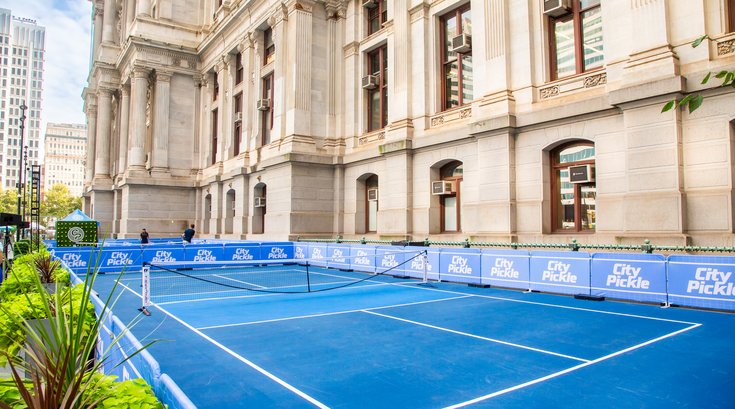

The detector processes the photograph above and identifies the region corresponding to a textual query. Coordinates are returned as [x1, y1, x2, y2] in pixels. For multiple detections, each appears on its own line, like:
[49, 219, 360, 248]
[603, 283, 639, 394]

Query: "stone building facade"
[43, 123, 87, 197]
[84, 0, 735, 246]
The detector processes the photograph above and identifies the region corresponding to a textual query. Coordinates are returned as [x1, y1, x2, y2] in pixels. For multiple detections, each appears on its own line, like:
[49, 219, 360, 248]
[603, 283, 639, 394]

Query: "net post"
[139, 262, 152, 316]
[306, 260, 312, 292]
[422, 250, 428, 283]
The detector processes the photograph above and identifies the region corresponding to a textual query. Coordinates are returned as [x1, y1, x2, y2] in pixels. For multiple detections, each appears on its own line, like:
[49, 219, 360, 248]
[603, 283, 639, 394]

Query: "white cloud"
[0, 0, 92, 131]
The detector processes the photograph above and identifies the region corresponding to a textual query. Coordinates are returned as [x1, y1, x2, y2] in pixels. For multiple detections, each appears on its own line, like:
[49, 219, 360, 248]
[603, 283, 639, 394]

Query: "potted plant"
[0, 247, 161, 408]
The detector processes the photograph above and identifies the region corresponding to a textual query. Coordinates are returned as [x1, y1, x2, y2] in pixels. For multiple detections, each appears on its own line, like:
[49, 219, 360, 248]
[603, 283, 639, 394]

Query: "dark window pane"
[554, 18, 576, 78]
[461, 55, 473, 103]
[369, 90, 381, 131]
[582, 8, 604, 70]
[444, 61, 459, 108]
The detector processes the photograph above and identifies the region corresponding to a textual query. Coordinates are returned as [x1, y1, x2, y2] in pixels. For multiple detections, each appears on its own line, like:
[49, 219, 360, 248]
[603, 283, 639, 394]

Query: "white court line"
[117, 281, 328, 409]
[197, 295, 474, 330]
[212, 273, 267, 289]
[405, 284, 700, 326]
[443, 322, 702, 408]
[362, 310, 589, 363]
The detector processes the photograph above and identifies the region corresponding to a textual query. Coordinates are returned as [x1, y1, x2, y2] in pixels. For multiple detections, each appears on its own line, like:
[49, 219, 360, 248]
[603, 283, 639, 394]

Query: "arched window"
[225, 189, 235, 234]
[440, 161, 463, 232]
[203, 194, 212, 234]
[366, 175, 378, 232]
[551, 142, 596, 232]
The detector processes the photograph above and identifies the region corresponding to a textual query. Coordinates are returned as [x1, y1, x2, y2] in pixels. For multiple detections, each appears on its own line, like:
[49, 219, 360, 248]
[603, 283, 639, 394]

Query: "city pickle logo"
[381, 254, 398, 268]
[67, 227, 85, 243]
[295, 247, 305, 259]
[410, 255, 433, 272]
[353, 250, 371, 266]
[490, 258, 519, 279]
[61, 253, 87, 268]
[687, 268, 735, 296]
[606, 264, 649, 289]
[541, 261, 577, 283]
[447, 256, 473, 275]
[152, 250, 177, 263]
[330, 249, 346, 263]
[106, 252, 133, 266]
[311, 248, 324, 259]
[232, 248, 254, 261]
[268, 247, 288, 259]
[194, 249, 216, 262]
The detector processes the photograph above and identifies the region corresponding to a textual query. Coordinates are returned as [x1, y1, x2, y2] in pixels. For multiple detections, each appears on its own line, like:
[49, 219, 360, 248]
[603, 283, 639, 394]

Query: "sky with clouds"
[0, 0, 92, 129]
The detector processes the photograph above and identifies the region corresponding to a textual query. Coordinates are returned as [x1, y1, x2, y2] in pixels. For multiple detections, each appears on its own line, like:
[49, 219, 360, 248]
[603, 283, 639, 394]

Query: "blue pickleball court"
[89, 262, 735, 409]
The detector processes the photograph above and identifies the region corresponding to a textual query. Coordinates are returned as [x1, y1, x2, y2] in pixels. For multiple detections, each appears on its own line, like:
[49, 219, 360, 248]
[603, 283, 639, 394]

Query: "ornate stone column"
[152, 70, 171, 172]
[137, 0, 151, 17]
[85, 103, 98, 183]
[284, 2, 312, 136]
[213, 62, 226, 163]
[95, 88, 113, 178]
[238, 36, 253, 154]
[93, 6, 104, 53]
[129, 66, 149, 169]
[102, 0, 116, 44]
[118, 85, 130, 172]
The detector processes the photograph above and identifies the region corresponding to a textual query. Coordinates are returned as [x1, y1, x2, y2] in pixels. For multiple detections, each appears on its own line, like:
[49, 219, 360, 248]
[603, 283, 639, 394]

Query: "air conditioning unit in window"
[431, 181, 455, 195]
[256, 99, 270, 111]
[543, 0, 571, 17]
[254, 197, 266, 208]
[362, 74, 378, 90]
[362, 0, 378, 9]
[450, 33, 472, 54]
[367, 188, 378, 201]
[234, 112, 243, 122]
[568, 165, 595, 183]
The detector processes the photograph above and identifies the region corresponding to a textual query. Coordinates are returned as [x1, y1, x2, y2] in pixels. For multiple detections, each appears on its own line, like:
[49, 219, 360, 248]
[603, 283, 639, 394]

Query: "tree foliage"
[0, 189, 17, 214]
[41, 184, 82, 221]
[662, 35, 735, 114]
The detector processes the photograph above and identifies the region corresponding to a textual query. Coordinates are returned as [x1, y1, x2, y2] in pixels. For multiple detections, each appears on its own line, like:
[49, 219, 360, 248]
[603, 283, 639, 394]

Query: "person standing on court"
[182, 224, 195, 243]
[140, 228, 150, 244]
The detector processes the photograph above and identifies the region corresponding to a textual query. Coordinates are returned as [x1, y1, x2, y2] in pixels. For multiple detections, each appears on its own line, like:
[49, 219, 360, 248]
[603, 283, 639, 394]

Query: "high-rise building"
[83, 1, 735, 246]
[43, 123, 86, 197]
[0, 8, 45, 193]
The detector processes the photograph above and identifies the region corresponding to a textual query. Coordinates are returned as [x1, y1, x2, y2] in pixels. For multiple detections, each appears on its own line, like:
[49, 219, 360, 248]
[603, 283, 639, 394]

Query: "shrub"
[11, 241, 30, 258]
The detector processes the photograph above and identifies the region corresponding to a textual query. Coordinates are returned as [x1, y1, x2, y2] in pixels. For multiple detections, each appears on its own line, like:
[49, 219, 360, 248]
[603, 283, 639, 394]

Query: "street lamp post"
[16, 102, 27, 241]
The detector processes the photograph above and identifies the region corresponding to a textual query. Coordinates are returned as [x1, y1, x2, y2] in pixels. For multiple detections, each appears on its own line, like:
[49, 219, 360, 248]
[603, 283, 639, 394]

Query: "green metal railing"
[295, 237, 735, 254]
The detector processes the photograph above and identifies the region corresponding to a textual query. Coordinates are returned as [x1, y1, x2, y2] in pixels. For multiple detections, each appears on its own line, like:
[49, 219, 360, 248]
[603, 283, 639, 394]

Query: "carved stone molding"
[156, 70, 173, 82]
[358, 130, 385, 147]
[540, 86, 559, 99]
[132, 65, 150, 78]
[718, 39, 735, 56]
[325, 0, 346, 19]
[429, 107, 472, 128]
[409, 2, 430, 23]
[583, 73, 607, 88]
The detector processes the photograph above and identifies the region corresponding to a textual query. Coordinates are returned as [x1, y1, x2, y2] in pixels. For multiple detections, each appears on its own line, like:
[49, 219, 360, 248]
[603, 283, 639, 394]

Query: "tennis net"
[140, 249, 429, 309]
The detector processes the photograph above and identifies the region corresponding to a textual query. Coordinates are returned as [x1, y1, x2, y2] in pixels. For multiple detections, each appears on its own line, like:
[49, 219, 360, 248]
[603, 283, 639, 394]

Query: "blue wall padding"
[667, 255, 735, 310]
[530, 251, 591, 295]
[349, 245, 376, 273]
[307, 243, 328, 267]
[260, 242, 294, 260]
[403, 247, 441, 281]
[223, 243, 261, 261]
[590, 253, 667, 304]
[439, 248, 482, 284]
[324, 244, 352, 270]
[96, 247, 143, 272]
[156, 374, 197, 409]
[376, 246, 407, 276]
[142, 247, 186, 265]
[184, 245, 224, 262]
[481, 249, 531, 290]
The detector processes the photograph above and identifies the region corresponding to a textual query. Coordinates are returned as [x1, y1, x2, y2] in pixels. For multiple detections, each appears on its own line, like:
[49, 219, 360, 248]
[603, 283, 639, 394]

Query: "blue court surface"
[92, 266, 735, 408]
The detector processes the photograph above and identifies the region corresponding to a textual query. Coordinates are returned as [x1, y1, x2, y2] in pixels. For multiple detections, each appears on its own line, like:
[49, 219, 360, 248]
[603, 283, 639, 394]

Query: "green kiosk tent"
[55, 209, 98, 247]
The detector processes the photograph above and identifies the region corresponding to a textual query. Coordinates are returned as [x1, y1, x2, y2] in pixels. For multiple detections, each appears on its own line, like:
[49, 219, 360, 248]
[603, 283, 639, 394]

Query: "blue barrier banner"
[590, 253, 667, 304]
[376, 247, 406, 276]
[350, 245, 376, 273]
[439, 249, 482, 284]
[294, 243, 308, 260]
[530, 251, 590, 295]
[52, 249, 95, 273]
[403, 247, 440, 280]
[481, 249, 530, 290]
[260, 242, 294, 260]
[326, 244, 352, 270]
[97, 248, 143, 273]
[307, 244, 328, 267]
[142, 247, 186, 265]
[667, 255, 735, 311]
[184, 245, 225, 262]
[223, 243, 261, 261]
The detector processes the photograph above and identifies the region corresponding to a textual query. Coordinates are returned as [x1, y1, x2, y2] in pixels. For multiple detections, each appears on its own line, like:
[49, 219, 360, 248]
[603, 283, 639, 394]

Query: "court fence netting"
[139, 249, 430, 312]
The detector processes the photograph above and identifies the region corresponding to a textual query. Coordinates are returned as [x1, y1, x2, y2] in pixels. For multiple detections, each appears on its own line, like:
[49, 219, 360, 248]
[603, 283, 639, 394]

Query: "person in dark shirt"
[182, 224, 195, 243]
[140, 228, 150, 244]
